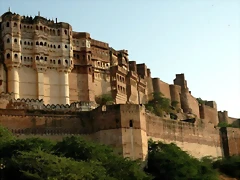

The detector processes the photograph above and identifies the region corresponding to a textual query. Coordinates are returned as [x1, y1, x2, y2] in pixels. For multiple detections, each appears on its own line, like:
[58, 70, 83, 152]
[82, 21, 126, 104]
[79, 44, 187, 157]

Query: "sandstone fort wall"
[146, 113, 222, 158]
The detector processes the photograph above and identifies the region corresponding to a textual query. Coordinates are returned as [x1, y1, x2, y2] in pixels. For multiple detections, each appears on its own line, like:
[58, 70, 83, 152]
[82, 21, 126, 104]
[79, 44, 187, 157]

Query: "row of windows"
[117, 74, 125, 83]
[73, 54, 91, 60]
[5, 22, 71, 36]
[6, 38, 69, 49]
[5, 54, 72, 65]
[117, 85, 126, 94]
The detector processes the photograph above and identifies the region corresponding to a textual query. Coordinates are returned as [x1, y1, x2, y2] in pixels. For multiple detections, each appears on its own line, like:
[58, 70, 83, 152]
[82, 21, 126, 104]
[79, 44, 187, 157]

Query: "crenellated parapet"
[5, 96, 97, 112]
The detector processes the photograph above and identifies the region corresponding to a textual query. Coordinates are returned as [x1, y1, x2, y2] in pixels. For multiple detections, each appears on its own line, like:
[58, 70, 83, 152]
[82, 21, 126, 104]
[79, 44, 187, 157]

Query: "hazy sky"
[1, 0, 240, 117]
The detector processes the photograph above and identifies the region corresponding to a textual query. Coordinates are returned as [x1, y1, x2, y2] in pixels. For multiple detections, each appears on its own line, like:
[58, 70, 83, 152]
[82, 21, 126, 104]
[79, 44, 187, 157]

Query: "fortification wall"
[159, 80, 171, 100]
[199, 104, 218, 125]
[146, 113, 222, 158]
[186, 92, 200, 118]
[93, 73, 111, 97]
[226, 128, 240, 156]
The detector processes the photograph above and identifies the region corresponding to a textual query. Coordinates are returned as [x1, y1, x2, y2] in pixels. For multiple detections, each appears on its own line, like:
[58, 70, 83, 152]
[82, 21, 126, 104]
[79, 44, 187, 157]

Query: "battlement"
[1, 11, 71, 29]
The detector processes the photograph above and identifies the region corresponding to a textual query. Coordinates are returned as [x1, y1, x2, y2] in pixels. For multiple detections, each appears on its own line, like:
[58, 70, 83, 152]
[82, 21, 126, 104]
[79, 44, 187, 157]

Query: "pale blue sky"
[1, 0, 240, 118]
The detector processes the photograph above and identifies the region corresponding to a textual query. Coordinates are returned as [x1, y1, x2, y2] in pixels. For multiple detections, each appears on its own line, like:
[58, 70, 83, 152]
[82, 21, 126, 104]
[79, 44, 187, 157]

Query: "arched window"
[65, 60, 68, 64]
[6, 38, 10, 43]
[14, 54, 18, 58]
[27, 26, 29, 29]
[14, 22, 17, 27]
[50, 44, 52, 48]
[58, 60, 61, 64]
[36, 56, 39, 60]
[6, 53, 10, 59]
[53, 60, 56, 64]
[57, 29, 60, 36]
[40, 26, 43, 31]
[88, 55, 91, 61]
[6, 22, 10, 27]
[58, 45, 60, 48]
[65, 45, 67, 49]
[50, 59, 52, 63]
[21, 56, 22, 60]
[40, 42, 43, 46]
[40, 56, 43, 60]
[14, 39, 17, 43]
[77, 55, 79, 59]
[28, 42, 30, 45]
[31, 42, 33, 46]
[24, 41, 26, 45]
[129, 120, 133, 127]
[44, 42, 47, 46]
[53, 45, 56, 48]
[36, 41, 39, 45]
[36, 25, 39, 30]
[64, 30, 67, 35]
[82, 55, 85, 60]
[24, 25, 26, 29]
[53, 29, 55, 35]
[45, 57, 47, 61]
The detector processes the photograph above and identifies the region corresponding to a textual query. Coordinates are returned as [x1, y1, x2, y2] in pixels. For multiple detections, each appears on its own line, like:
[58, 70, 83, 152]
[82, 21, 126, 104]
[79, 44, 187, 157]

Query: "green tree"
[213, 156, 240, 178]
[145, 140, 218, 180]
[6, 150, 112, 180]
[54, 136, 152, 180]
[145, 92, 171, 117]
[95, 94, 114, 105]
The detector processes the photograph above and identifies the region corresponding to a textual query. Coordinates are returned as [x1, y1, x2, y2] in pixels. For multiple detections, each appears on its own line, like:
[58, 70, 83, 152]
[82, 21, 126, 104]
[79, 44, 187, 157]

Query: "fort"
[0, 10, 239, 160]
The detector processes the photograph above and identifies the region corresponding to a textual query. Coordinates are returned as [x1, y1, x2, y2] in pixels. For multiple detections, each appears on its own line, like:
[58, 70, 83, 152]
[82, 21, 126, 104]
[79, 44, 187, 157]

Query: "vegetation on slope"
[0, 126, 239, 179]
[145, 92, 178, 117]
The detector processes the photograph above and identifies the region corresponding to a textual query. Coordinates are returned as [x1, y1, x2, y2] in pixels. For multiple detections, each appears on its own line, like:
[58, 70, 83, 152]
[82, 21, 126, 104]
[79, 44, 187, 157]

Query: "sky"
[0, 0, 240, 118]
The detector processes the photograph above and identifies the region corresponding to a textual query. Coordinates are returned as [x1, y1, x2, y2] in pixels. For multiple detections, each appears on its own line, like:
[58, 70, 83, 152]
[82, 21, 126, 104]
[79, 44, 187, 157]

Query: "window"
[88, 55, 91, 61]
[36, 25, 39, 30]
[6, 38, 10, 43]
[57, 30, 60, 36]
[14, 54, 18, 58]
[36, 41, 39, 45]
[40, 56, 43, 60]
[6, 53, 10, 59]
[36, 56, 39, 60]
[129, 120, 133, 127]
[24, 41, 27, 45]
[6, 22, 10, 27]
[64, 29, 67, 35]
[45, 57, 47, 61]
[82, 55, 85, 60]
[65, 60, 68, 64]
[14, 22, 17, 27]
[58, 45, 61, 48]
[28, 42, 30, 45]
[53, 29, 55, 35]
[14, 39, 17, 43]
[44, 42, 47, 46]
[40, 26, 43, 31]
[58, 60, 61, 64]
[40, 42, 43, 46]
[21, 56, 22, 60]
[65, 45, 67, 48]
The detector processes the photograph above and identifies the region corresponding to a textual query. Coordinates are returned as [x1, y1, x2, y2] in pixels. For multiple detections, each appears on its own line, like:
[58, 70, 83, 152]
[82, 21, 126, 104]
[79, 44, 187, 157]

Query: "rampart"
[146, 113, 222, 158]
[0, 104, 239, 160]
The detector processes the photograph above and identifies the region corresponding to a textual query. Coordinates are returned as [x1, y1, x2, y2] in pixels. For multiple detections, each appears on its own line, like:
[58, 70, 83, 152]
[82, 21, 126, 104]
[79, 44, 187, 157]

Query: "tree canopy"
[0, 126, 239, 179]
